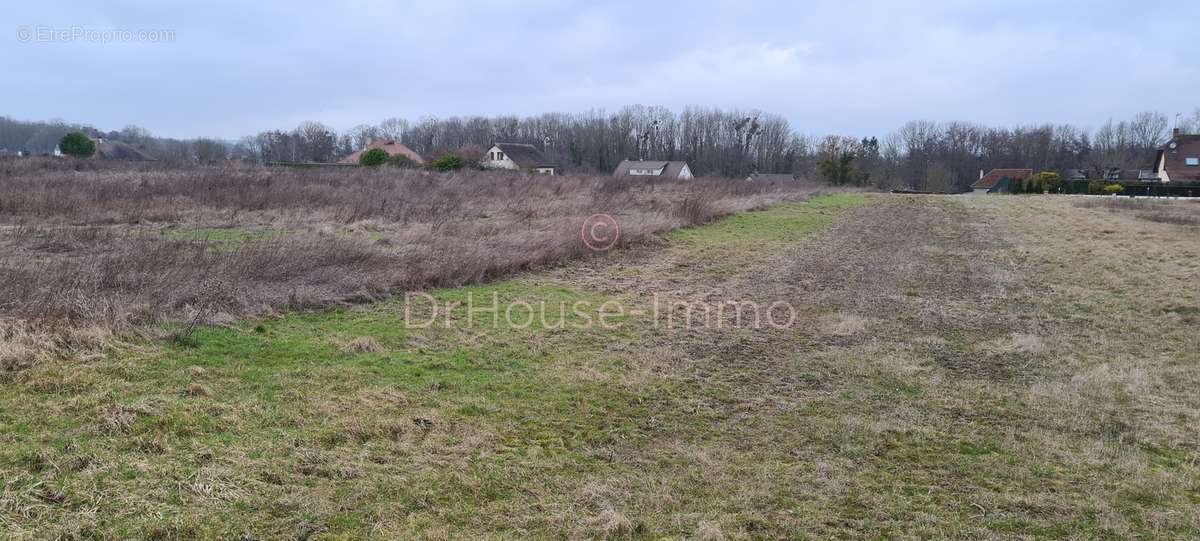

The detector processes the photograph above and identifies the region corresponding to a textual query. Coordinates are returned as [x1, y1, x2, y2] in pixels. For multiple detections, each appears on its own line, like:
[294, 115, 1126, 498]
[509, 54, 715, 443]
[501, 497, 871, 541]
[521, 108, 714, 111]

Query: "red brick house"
[339, 139, 425, 165]
[970, 168, 1033, 194]
[1153, 129, 1200, 183]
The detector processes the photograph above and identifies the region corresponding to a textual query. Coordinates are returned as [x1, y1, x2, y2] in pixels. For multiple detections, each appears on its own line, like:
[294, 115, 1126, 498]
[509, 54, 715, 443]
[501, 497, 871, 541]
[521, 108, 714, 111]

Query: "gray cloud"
[5, 0, 1196, 139]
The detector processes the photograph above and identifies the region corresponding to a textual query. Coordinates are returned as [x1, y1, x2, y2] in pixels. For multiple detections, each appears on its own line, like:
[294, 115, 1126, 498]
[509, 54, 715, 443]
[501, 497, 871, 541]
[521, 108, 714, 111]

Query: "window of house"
[1186, 157, 1199, 166]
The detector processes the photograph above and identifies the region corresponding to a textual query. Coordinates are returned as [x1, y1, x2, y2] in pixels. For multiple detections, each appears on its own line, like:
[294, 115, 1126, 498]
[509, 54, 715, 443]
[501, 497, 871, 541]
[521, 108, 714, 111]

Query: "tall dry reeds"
[0, 160, 825, 366]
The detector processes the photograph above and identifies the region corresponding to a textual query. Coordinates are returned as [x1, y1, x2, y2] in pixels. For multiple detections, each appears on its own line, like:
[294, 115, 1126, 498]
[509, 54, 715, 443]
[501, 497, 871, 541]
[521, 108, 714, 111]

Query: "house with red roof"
[339, 139, 425, 166]
[970, 168, 1033, 194]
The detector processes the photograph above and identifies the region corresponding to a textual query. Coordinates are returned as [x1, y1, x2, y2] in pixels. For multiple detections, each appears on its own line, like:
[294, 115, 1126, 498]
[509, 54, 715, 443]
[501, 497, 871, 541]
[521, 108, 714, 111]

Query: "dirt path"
[546, 193, 1199, 538]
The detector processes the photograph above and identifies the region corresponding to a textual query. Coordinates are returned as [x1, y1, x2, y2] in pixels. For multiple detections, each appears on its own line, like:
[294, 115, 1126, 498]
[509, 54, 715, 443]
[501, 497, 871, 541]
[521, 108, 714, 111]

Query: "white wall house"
[612, 160, 694, 179]
[480, 143, 556, 175]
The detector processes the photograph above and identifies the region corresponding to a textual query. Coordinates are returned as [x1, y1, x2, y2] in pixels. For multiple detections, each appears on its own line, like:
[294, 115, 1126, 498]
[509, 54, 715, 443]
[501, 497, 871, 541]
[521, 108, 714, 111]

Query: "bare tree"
[192, 138, 228, 164]
[1178, 109, 1200, 135]
[1129, 111, 1169, 150]
[377, 117, 409, 142]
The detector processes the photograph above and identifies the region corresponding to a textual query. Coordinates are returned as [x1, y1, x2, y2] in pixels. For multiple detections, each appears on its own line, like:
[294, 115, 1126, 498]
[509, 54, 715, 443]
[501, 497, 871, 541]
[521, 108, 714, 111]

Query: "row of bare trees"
[0, 118, 223, 165]
[301, 107, 1192, 191]
[287, 106, 804, 177]
[4, 107, 1198, 190]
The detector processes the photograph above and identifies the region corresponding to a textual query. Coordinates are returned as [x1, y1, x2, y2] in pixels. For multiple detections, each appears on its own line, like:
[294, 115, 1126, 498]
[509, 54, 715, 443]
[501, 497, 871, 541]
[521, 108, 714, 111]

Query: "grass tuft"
[342, 336, 386, 355]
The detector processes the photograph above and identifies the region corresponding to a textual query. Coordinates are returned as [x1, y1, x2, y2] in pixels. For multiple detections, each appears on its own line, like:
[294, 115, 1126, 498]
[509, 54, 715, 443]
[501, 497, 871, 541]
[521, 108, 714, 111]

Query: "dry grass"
[1074, 196, 1200, 226]
[341, 336, 386, 355]
[5, 192, 1197, 538]
[0, 160, 825, 368]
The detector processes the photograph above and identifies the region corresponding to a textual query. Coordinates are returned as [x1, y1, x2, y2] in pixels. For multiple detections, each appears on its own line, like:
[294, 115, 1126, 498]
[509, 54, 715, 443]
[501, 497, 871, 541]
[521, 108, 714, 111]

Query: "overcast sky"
[5, 0, 1198, 139]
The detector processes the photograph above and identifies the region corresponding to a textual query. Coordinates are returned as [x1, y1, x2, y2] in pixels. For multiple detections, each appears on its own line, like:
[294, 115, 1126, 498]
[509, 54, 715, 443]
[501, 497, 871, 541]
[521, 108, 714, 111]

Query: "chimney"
[1173, 127, 1181, 138]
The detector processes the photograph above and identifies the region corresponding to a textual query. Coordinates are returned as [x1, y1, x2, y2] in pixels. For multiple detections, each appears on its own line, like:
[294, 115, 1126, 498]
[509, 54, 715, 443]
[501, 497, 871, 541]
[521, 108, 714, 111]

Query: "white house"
[480, 143, 557, 175]
[612, 160, 694, 179]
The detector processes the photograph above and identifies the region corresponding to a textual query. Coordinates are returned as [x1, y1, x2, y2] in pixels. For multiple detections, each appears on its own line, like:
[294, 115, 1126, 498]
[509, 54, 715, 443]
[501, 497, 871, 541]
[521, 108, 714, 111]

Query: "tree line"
[3, 106, 1198, 191]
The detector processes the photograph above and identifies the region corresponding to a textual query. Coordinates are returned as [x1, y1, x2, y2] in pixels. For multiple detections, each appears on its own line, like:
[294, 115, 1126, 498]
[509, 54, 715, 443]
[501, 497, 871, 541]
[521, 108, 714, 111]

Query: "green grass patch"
[27, 194, 1178, 539]
[667, 193, 866, 250]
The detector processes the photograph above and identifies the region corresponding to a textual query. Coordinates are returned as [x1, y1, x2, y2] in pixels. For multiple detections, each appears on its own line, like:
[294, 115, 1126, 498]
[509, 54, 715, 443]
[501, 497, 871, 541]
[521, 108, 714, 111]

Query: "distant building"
[970, 168, 1033, 194]
[51, 138, 156, 161]
[480, 143, 556, 175]
[1101, 168, 1159, 182]
[1153, 129, 1200, 183]
[93, 139, 156, 161]
[338, 139, 425, 166]
[746, 172, 797, 182]
[612, 160, 693, 179]
[1063, 169, 1089, 182]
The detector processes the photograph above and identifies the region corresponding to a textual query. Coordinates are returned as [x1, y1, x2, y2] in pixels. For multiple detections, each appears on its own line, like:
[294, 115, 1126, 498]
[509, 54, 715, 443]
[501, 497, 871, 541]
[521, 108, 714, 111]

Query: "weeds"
[1075, 197, 1200, 226]
[0, 161, 825, 368]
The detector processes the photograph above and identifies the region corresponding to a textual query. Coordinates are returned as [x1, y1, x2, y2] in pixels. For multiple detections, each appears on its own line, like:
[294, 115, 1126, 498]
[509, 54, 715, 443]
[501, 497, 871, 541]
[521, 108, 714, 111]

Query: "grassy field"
[0, 162, 821, 367]
[3, 193, 1200, 539]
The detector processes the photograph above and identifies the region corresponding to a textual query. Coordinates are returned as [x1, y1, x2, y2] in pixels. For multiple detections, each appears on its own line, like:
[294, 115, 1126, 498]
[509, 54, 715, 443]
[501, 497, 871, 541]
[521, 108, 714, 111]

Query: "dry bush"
[0, 340, 38, 373]
[672, 190, 722, 226]
[1075, 197, 1200, 226]
[0, 321, 48, 374]
[0, 162, 826, 362]
[1135, 212, 1200, 226]
[343, 337, 386, 355]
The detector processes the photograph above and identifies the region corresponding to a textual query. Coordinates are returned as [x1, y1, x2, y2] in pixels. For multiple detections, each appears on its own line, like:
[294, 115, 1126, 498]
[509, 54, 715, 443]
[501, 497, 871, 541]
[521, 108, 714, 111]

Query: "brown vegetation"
[0, 159, 825, 365]
[3, 194, 1198, 537]
[1074, 196, 1200, 226]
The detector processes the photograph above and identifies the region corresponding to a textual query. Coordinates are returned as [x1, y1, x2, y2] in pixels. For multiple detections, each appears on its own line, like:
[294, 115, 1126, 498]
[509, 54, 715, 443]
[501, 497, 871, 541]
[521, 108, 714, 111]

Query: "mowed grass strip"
[667, 192, 865, 250]
[0, 195, 865, 539]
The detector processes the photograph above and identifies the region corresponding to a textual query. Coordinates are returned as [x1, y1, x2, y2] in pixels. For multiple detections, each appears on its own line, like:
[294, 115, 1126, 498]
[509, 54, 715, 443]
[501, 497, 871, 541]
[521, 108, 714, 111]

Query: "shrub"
[1033, 171, 1061, 193]
[0, 165, 821, 346]
[358, 148, 388, 167]
[673, 191, 720, 225]
[1087, 180, 1105, 195]
[429, 146, 484, 164]
[58, 132, 96, 158]
[818, 152, 857, 185]
[430, 155, 464, 172]
[1103, 183, 1124, 195]
[387, 154, 416, 168]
